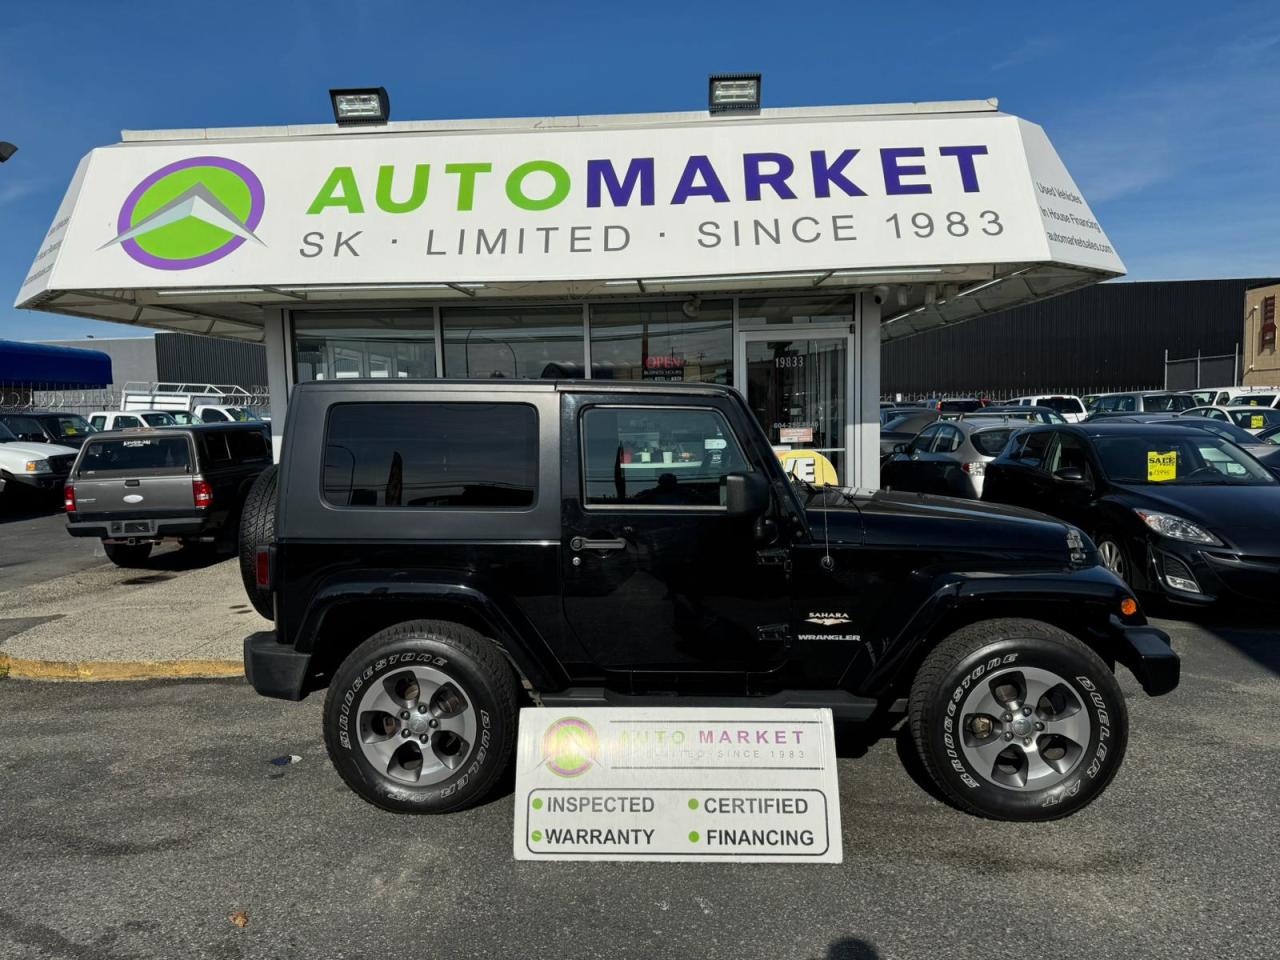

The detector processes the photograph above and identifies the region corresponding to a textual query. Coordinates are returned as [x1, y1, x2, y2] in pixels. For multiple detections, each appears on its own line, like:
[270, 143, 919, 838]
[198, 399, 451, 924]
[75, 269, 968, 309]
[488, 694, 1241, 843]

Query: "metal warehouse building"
[882, 278, 1276, 398]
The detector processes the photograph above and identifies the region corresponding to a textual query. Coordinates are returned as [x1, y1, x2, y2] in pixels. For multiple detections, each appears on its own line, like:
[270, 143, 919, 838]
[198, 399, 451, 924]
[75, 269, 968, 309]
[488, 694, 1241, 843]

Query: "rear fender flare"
[296, 578, 567, 692]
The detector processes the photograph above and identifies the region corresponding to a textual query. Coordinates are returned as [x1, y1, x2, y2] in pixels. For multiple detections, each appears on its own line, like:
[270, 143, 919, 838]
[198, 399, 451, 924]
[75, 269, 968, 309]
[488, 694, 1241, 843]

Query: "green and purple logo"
[542, 717, 599, 778]
[103, 156, 265, 269]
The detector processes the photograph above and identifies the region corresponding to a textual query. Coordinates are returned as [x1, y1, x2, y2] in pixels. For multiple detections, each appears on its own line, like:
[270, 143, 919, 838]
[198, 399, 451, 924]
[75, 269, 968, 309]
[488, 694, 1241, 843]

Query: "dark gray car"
[881, 417, 1023, 499]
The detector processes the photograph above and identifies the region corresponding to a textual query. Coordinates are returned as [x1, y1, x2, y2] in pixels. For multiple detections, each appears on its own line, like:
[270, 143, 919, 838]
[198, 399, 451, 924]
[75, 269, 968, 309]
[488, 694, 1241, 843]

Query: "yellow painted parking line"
[0, 654, 243, 682]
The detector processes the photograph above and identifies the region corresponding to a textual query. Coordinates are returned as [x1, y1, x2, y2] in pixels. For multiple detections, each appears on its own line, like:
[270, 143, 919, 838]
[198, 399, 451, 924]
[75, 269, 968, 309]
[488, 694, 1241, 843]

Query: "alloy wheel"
[355, 665, 477, 785]
[958, 665, 1093, 792]
[1098, 540, 1126, 580]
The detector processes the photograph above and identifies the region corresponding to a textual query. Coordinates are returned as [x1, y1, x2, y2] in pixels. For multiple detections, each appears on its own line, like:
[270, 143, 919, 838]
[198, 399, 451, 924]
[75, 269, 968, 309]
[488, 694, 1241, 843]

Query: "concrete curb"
[0, 654, 244, 682]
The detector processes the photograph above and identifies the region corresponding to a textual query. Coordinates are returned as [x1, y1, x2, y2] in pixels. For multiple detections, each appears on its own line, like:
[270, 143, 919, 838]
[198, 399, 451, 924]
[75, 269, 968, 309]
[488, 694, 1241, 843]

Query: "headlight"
[23, 459, 51, 474]
[1134, 509, 1222, 545]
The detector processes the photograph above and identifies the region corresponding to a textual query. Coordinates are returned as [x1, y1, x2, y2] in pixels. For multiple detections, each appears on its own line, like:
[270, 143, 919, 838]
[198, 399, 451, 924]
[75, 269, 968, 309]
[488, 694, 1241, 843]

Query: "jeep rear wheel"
[909, 618, 1128, 821]
[322, 620, 519, 814]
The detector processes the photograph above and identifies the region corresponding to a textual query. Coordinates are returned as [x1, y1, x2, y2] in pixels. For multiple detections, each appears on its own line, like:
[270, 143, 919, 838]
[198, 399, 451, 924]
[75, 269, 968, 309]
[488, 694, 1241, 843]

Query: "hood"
[808, 488, 1079, 559]
[1111, 483, 1280, 549]
[0, 440, 79, 459]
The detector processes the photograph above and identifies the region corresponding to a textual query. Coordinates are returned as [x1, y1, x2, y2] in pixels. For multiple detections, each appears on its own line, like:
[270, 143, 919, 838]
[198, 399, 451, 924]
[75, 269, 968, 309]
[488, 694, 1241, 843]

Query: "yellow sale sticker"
[1251, 415, 1264, 429]
[1148, 450, 1178, 483]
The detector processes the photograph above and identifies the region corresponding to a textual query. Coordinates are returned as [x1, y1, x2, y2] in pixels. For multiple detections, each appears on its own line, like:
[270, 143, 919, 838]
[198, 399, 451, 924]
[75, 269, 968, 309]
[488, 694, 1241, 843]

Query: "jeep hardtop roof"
[290, 378, 739, 399]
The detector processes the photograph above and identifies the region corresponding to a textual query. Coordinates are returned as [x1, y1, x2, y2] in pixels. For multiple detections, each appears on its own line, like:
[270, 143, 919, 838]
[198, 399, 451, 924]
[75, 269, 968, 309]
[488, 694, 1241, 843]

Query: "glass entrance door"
[740, 333, 851, 485]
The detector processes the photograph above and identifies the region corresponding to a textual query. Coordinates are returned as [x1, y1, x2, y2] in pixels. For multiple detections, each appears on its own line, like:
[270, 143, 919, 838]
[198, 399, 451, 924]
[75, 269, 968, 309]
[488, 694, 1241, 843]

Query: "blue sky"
[1, 0, 1276, 340]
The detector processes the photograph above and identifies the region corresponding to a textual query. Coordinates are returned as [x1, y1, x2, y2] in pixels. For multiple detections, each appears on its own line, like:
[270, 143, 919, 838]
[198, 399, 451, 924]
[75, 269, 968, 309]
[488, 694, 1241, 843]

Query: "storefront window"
[293, 311, 436, 382]
[589, 300, 732, 384]
[738, 295, 854, 327]
[442, 305, 583, 379]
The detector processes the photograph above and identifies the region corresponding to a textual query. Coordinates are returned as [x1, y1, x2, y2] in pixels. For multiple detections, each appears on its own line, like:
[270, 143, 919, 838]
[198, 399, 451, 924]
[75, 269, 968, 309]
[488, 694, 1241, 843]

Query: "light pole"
[0, 142, 17, 163]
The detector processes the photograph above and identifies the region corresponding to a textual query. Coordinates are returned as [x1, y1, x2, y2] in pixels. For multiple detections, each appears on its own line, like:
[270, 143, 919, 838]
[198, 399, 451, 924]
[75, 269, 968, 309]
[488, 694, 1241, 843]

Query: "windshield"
[140, 412, 178, 427]
[1228, 408, 1280, 430]
[1094, 434, 1276, 485]
[971, 429, 1015, 457]
[1037, 397, 1085, 415]
[1142, 394, 1195, 412]
[38, 414, 96, 438]
[79, 436, 192, 475]
[883, 413, 928, 433]
[168, 411, 199, 424]
[1233, 394, 1277, 407]
[1172, 418, 1261, 446]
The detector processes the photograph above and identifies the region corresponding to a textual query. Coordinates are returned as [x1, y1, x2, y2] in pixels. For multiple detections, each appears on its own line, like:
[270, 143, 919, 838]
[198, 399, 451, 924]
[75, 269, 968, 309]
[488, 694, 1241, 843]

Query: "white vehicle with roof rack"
[120, 382, 265, 424]
[1008, 394, 1088, 422]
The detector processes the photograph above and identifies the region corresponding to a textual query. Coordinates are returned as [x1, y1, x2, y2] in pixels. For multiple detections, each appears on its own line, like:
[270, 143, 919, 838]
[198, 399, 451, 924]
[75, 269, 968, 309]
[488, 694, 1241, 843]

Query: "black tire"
[104, 542, 153, 568]
[322, 619, 519, 814]
[238, 465, 276, 619]
[909, 618, 1128, 821]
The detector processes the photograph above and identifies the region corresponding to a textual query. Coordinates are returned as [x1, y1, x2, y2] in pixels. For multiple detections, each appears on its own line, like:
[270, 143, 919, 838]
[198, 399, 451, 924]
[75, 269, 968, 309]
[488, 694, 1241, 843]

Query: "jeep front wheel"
[322, 620, 519, 814]
[909, 618, 1128, 821]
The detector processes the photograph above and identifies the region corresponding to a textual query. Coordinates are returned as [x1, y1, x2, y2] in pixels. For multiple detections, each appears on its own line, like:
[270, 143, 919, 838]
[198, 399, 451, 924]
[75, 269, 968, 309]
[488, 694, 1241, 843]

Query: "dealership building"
[15, 93, 1121, 487]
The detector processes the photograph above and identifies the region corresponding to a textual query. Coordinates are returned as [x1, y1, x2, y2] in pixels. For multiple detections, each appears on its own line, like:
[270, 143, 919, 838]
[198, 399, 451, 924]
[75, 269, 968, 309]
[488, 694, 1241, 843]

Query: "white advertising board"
[513, 707, 842, 863]
[18, 112, 1121, 306]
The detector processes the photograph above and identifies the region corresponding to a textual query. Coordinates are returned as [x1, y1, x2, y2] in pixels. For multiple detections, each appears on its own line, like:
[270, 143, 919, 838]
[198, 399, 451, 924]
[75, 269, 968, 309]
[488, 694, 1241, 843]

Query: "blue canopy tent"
[0, 340, 112, 389]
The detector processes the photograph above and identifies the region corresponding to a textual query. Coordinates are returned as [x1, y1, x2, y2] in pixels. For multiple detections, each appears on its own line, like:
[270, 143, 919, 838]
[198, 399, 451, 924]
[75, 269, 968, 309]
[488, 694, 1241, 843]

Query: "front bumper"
[244, 631, 311, 701]
[1108, 617, 1179, 696]
[1145, 541, 1280, 606]
[9, 473, 66, 491]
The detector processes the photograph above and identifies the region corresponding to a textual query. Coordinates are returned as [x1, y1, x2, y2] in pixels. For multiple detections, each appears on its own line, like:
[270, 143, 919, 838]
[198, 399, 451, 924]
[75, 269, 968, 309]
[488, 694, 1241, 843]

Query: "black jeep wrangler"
[241, 380, 1178, 821]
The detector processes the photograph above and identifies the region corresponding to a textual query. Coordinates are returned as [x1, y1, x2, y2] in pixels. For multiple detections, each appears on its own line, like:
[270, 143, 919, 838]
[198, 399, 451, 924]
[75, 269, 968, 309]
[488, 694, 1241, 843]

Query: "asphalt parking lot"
[1, 615, 1277, 959]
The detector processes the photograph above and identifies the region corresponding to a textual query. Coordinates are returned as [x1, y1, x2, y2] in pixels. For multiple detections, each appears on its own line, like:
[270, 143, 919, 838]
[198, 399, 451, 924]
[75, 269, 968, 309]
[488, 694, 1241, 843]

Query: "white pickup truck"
[119, 382, 265, 424]
[0, 419, 78, 499]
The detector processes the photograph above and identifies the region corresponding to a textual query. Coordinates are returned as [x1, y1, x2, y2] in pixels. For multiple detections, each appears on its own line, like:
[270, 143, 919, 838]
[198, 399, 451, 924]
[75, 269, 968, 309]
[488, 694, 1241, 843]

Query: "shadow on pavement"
[1155, 608, 1280, 677]
[820, 938, 880, 960]
[0, 499, 63, 524]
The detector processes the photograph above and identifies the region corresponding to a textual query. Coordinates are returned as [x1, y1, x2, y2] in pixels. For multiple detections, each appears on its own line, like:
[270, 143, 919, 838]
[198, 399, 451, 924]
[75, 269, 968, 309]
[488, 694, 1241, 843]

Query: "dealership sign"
[512, 707, 843, 862]
[18, 113, 1122, 305]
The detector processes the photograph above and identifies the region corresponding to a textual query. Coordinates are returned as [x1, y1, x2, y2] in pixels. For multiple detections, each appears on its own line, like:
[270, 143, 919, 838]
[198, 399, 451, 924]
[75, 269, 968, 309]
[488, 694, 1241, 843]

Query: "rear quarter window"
[78, 436, 192, 475]
[323, 402, 538, 509]
[971, 429, 1015, 457]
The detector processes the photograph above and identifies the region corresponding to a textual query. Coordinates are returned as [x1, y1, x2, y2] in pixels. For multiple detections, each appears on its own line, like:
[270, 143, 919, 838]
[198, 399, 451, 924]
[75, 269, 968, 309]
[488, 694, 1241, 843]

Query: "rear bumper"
[244, 631, 311, 701]
[1108, 618, 1179, 696]
[67, 516, 210, 539]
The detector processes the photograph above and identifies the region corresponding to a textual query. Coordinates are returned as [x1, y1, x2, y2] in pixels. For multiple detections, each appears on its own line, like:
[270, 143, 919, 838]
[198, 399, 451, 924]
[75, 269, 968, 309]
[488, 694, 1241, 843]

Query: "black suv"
[241, 381, 1178, 821]
[66, 422, 272, 567]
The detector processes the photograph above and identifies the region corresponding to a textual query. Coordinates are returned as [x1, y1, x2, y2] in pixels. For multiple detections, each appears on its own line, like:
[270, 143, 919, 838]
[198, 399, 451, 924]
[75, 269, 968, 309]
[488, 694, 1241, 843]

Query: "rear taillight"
[63, 483, 76, 512]
[193, 478, 213, 509]
[255, 546, 271, 589]
[961, 461, 986, 476]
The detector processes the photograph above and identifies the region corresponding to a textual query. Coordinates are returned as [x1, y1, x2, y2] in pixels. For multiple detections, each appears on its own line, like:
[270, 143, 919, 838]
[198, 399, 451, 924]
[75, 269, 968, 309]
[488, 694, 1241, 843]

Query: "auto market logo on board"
[541, 716, 599, 778]
[102, 156, 265, 269]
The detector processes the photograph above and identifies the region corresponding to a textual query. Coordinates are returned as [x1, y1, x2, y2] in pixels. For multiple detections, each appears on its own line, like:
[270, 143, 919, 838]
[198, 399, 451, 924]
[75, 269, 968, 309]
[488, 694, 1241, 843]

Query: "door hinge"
[755, 547, 792, 574]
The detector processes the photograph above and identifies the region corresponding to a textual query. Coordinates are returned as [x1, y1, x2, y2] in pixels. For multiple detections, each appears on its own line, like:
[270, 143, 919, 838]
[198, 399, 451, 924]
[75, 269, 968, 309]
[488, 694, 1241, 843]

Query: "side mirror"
[723, 472, 769, 516]
[1054, 466, 1087, 484]
[892, 442, 907, 454]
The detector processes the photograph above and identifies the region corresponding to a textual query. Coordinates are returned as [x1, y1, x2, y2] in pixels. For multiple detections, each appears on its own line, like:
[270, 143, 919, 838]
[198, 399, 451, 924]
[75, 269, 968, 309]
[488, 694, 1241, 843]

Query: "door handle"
[570, 537, 627, 552]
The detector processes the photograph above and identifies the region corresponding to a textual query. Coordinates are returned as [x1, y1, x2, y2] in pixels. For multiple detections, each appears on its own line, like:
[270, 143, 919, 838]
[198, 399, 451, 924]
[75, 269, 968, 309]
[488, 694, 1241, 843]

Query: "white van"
[1211, 386, 1280, 408]
[1008, 394, 1088, 423]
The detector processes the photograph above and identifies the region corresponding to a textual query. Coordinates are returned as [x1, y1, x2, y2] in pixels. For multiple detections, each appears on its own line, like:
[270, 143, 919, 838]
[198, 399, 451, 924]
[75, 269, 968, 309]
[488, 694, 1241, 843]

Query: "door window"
[114, 415, 142, 430]
[908, 425, 941, 455]
[581, 406, 748, 508]
[935, 426, 964, 453]
[1015, 430, 1054, 467]
[200, 409, 230, 423]
[1046, 432, 1094, 482]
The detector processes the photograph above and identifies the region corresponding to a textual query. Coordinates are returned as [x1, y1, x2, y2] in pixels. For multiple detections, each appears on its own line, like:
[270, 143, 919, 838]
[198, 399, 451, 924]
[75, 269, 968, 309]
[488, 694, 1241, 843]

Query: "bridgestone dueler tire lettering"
[237, 465, 276, 619]
[322, 619, 519, 814]
[908, 617, 1129, 822]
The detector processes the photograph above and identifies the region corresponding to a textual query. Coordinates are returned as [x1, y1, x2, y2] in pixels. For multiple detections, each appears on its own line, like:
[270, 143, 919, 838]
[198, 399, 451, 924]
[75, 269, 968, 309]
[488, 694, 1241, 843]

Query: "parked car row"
[882, 410, 1280, 609]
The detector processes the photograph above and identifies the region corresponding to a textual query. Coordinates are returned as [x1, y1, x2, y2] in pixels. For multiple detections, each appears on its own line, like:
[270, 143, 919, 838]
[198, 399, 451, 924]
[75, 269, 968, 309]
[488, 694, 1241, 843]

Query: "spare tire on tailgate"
[239, 464, 277, 619]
